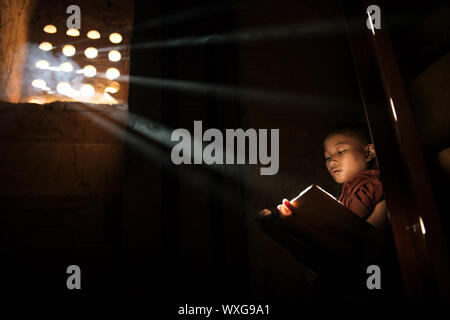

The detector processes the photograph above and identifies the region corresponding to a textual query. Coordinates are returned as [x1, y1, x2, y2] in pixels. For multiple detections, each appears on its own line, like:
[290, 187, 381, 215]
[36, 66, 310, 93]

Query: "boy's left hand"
[277, 199, 296, 217]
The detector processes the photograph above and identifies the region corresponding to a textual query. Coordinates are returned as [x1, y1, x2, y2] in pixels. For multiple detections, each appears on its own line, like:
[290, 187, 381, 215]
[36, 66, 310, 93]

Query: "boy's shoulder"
[343, 170, 381, 190]
[340, 170, 384, 218]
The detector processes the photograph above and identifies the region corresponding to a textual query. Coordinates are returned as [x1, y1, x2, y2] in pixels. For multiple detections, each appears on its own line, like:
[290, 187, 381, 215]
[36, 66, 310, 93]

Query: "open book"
[288, 184, 375, 240]
[256, 184, 381, 274]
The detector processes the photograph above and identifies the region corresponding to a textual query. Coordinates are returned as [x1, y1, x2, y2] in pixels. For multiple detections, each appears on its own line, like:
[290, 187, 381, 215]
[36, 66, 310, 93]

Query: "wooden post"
[341, 0, 450, 298]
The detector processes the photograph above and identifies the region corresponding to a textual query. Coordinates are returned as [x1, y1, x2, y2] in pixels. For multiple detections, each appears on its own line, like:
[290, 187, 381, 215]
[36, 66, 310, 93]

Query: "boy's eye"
[338, 149, 346, 154]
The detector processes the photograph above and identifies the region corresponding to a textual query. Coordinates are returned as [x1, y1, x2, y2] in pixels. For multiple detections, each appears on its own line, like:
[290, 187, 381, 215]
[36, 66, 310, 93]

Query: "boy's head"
[323, 122, 376, 184]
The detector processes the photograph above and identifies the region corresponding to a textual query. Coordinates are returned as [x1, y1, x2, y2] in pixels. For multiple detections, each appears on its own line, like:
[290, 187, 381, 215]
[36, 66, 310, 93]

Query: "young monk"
[256, 122, 402, 298]
[277, 123, 389, 230]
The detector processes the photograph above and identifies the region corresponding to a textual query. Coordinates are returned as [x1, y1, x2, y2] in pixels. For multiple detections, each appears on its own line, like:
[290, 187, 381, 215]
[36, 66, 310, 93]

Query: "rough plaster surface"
[0, 101, 127, 248]
[0, 0, 38, 102]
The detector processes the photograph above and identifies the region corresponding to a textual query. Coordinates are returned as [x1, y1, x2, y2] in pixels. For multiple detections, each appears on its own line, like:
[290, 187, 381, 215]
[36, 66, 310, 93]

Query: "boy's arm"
[366, 200, 389, 229]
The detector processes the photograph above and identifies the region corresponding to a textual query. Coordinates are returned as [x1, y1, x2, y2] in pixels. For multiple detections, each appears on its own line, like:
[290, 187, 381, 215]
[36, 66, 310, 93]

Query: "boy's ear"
[365, 144, 376, 161]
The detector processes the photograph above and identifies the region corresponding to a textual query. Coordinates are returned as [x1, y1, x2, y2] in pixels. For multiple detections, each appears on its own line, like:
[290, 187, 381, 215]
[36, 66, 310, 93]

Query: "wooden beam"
[341, 0, 450, 298]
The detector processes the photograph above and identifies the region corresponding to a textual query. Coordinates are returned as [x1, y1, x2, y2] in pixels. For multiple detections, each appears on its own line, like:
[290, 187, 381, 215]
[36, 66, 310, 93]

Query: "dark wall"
[122, 0, 365, 300]
[1, 0, 376, 301]
[0, 101, 127, 298]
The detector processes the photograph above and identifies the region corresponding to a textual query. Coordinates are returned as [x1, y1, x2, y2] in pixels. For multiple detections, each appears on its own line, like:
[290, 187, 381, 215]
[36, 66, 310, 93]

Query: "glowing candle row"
[39, 43, 121, 62]
[43, 24, 122, 43]
[32, 80, 120, 97]
[34, 60, 120, 79]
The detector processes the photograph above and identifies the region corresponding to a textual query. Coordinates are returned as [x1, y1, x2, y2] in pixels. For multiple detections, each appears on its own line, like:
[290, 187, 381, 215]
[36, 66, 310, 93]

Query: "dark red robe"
[338, 169, 384, 219]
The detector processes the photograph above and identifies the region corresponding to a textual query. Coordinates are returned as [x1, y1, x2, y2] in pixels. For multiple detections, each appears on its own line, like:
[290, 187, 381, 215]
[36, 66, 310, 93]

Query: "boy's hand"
[277, 199, 296, 217]
[257, 208, 272, 216]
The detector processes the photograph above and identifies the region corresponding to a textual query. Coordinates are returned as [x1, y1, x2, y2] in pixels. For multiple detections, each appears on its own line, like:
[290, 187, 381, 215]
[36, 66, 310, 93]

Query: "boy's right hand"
[277, 199, 296, 217]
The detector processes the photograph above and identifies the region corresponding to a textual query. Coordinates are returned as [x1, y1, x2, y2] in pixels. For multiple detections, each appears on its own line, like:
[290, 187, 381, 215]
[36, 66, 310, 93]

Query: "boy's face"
[323, 133, 373, 184]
